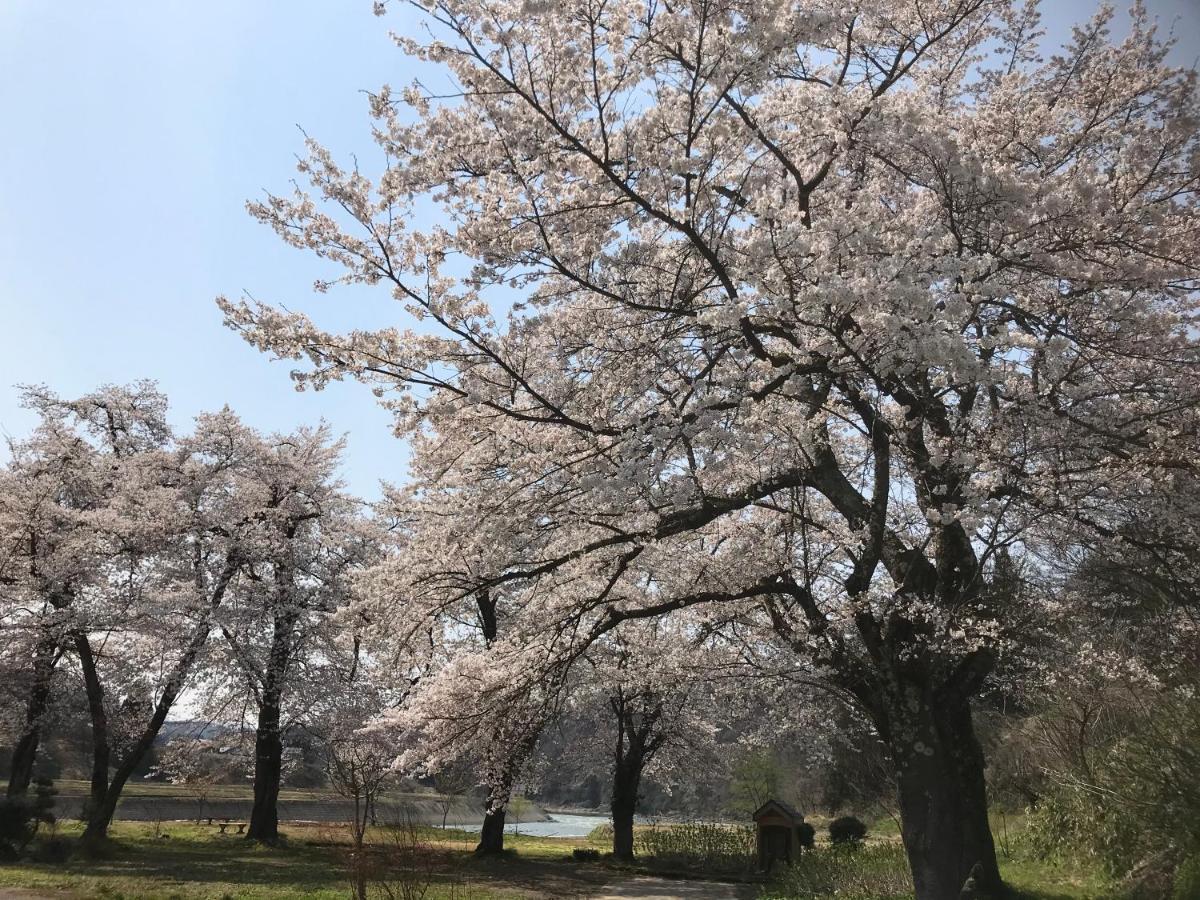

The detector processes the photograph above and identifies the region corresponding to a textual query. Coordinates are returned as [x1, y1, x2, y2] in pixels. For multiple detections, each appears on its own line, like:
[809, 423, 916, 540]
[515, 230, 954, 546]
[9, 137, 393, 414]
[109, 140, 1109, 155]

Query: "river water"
[459, 811, 611, 837]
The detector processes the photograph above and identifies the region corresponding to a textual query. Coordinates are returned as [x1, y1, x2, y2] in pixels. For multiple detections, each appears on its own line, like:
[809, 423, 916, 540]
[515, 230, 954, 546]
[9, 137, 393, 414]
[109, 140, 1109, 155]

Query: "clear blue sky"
[1, 1, 1196, 499]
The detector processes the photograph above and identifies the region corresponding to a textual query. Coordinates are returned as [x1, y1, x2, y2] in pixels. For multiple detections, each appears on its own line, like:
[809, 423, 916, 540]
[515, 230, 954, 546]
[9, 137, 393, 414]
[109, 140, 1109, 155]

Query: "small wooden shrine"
[752, 799, 808, 869]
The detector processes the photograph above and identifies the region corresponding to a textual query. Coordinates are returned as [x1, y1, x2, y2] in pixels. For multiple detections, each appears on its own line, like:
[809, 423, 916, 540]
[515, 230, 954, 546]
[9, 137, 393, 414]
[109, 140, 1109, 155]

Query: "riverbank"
[48, 781, 551, 828]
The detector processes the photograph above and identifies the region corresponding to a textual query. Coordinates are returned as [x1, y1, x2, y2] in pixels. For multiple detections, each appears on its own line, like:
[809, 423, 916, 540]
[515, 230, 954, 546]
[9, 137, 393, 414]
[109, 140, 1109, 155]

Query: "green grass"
[0, 822, 543, 899]
[1000, 855, 1114, 900]
[758, 812, 1115, 900]
[0, 822, 350, 899]
[993, 808, 1115, 900]
[760, 846, 1112, 900]
[0, 814, 1116, 900]
[863, 814, 903, 839]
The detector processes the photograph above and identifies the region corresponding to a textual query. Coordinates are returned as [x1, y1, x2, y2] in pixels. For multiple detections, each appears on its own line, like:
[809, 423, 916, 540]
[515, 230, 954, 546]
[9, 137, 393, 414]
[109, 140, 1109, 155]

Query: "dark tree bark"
[475, 790, 507, 855]
[888, 693, 1000, 900]
[247, 685, 284, 843]
[77, 620, 217, 845]
[246, 598, 296, 845]
[610, 759, 641, 862]
[811, 424, 1002, 900]
[608, 689, 664, 862]
[74, 632, 111, 841]
[74, 558, 238, 844]
[5, 731, 42, 800]
[467, 593, 555, 857]
[472, 588, 509, 856]
[6, 634, 58, 798]
[844, 656, 1000, 900]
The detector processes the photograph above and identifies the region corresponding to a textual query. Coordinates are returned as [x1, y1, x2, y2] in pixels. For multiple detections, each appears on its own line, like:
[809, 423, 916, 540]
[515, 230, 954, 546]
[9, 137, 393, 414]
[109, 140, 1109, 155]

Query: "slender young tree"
[320, 695, 394, 900]
[225, 2, 1200, 896]
[386, 647, 555, 856]
[359, 480, 552, 855]
[573, 624, 723, 861]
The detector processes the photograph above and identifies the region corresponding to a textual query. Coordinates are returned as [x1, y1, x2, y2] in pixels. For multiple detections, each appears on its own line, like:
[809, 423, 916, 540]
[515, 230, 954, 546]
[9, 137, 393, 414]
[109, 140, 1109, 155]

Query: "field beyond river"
[48, 780, 553, 830]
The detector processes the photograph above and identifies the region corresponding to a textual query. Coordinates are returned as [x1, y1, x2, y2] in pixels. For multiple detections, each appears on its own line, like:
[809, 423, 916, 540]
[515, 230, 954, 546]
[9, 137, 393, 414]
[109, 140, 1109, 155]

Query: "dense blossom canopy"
[225, 0, 1199, 683]
[222, 2, 1199, 895]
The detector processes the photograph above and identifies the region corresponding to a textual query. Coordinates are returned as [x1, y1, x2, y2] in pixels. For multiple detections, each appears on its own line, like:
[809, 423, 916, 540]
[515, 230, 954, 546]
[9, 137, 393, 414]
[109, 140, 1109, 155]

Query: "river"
[458, 811, 611, 837]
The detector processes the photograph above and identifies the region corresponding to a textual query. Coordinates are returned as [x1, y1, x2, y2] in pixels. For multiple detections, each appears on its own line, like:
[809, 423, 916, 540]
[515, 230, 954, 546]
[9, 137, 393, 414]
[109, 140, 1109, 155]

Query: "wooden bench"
[216, 821, 248, 834]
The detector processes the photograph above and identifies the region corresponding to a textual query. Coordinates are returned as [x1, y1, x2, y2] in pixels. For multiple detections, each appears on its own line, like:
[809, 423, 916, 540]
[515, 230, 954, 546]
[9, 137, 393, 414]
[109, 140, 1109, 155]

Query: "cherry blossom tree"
[383, 641, 559, 854]
[223, 2, 1200, 896]
[204, 425, 370, 844]
[68, 399, 256, 843]
[569, 622, 725, 860]
[357, 481, 558, 855]
[0, 385, 155, 797]
[1, 386, 366, 844]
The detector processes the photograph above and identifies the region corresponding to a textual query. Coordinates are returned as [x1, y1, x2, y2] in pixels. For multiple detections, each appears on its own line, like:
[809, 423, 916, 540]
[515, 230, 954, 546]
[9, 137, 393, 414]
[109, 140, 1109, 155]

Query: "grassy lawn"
[0, 821, 599, 899]
[754, 812, 1114, 900]
[0, 822, 351, 899]
[993, 814, 1114, 900]
[1000, 855, 1113, 900]
[0, 815, 1115, 899]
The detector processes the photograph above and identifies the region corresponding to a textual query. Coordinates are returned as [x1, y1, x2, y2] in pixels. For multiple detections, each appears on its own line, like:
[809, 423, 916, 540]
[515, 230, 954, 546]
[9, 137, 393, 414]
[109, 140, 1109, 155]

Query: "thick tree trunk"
[884, 687, 1001, 900]
[608, 690, 659, 862]
[246, 594, 298, 845]
[245, 559, 297, 845]
[475, 790, 507, 855]
[610, 757, 642, 862]
[6, 635, 56, 797]
[82, 783, 122, 844]
[248, 689, 284, 844]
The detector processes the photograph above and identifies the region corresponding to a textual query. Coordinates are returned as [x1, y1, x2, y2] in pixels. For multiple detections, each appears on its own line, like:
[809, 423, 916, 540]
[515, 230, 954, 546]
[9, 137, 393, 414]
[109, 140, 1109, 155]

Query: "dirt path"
[590, 876, 758, 899]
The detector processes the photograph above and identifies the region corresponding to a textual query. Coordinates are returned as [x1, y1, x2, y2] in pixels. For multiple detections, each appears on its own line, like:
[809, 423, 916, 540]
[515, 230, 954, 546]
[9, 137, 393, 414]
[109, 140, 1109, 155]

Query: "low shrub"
[31, 835, 73, 864]
[829, 815, 868, 846]
[763, 843, 913, 899]
[0, 777, 57, 860]
[1173, 853, 1200, 900]
[797, 821, 815, 850]
[1022, 684, 1200, 888]
[635, 821, 756, 873]
[1024, 786, 1139, 876]
[587, 822, 614, 847]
